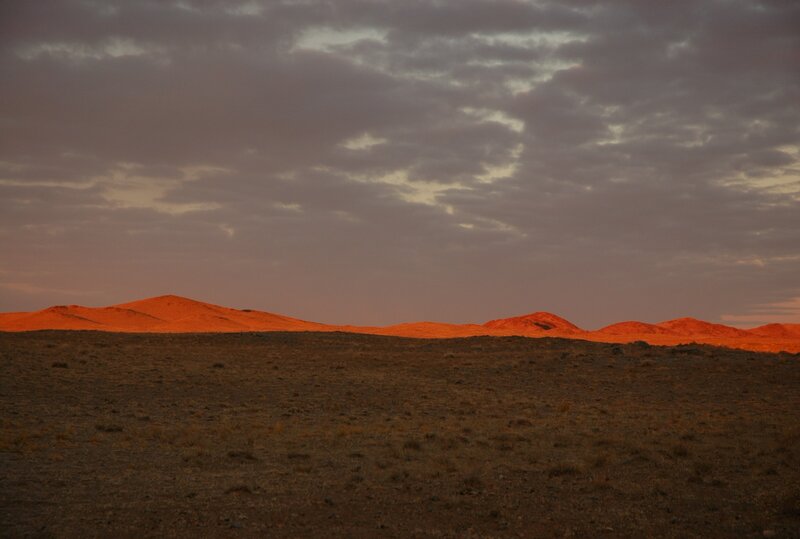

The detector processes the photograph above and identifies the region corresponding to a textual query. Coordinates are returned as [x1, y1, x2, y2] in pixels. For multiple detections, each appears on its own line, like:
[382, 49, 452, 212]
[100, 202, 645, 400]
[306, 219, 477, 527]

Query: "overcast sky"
[1, 0, 798, 328]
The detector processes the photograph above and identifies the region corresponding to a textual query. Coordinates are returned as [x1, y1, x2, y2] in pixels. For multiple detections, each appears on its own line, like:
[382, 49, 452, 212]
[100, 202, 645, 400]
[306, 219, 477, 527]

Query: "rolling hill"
[1, 295, 798, 353]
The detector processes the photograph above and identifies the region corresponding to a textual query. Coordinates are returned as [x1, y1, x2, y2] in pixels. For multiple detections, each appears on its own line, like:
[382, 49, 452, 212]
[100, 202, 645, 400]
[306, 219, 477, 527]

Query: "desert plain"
[1, 329, 799, 538]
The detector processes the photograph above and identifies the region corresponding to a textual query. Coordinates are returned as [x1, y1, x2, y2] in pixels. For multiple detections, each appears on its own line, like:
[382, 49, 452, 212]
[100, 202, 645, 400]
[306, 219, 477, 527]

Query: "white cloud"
[475, 143, 523, 183]
[98, 164, 227, 215]
[293, 27, 387, 52]
[355, 169, 462, 212]
[16, 38, 165, 63]
[341, 133, 387, 150]
[461, 107, 524, 133]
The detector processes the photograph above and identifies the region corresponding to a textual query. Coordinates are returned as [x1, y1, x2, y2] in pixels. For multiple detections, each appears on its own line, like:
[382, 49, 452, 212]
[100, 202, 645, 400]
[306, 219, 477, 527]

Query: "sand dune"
[748, 323, 800, 339]
[0, 312, 30, 325]
[0, 296, 330, 334]
[483, 312, 584, 335]
[1, 306, 104, 331]
[1, 295, 799, 353]
[657, 317, 752, 338]
[115, 295, 223, 321]
[595, 321, 676, 336]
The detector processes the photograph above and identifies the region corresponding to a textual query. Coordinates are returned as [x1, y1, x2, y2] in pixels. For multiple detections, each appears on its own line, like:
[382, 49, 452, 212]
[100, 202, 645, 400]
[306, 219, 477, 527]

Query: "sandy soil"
[1, 331, 799, 538]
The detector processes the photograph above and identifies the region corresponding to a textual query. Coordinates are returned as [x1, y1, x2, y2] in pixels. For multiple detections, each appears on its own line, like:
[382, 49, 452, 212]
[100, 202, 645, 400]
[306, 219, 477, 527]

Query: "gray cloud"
[0, 0, 798, 328]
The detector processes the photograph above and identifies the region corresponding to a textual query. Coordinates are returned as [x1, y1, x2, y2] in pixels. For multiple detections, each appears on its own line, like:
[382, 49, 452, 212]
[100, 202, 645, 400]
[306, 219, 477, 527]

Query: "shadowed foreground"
[1, 332, 799, 538]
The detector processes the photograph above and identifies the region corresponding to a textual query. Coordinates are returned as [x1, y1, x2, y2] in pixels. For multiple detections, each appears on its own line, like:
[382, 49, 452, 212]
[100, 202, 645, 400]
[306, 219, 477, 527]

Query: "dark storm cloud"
[1, 0, 798, 327]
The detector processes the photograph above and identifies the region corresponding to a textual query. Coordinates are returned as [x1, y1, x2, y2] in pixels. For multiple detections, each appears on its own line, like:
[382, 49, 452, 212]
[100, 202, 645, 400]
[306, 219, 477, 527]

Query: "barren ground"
[1, 331, 799, 538]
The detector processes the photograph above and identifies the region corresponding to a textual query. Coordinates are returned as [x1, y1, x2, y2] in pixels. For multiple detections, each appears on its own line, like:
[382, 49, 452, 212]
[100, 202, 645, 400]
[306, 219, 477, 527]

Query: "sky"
[1, 0, 799, 328]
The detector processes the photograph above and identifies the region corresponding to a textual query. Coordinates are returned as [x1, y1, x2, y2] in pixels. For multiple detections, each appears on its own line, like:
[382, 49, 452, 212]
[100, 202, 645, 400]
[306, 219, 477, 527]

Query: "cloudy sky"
[1, 0, 799, 328]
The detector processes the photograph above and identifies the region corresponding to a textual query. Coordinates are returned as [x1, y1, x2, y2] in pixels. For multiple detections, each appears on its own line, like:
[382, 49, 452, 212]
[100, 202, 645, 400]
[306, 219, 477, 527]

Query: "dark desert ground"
[1, 331, 799, 538]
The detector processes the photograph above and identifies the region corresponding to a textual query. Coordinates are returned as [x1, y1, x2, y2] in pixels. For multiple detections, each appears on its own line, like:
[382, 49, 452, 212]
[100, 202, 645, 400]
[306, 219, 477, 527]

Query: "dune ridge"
[1, 295, 798, 353]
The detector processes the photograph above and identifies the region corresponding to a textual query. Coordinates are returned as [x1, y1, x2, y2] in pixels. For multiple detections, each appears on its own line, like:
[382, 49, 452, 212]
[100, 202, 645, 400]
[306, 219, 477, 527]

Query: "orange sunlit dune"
[1, 294, 799, 353]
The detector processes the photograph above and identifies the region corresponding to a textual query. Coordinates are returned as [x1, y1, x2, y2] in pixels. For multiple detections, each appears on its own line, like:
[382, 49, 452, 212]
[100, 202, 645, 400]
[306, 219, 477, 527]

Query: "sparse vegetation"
[0, 331, 798, 537]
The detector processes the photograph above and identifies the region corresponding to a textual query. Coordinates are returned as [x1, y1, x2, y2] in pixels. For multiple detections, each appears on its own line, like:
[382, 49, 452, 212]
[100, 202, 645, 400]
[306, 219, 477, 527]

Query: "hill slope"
[483, 312, 584, 335]
[1, 295, 798, 353]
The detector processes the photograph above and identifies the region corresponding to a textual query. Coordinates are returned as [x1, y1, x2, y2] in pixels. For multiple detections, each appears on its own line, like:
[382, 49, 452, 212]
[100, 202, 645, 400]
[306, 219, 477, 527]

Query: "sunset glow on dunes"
[656, 317, 752, 338]
[3, 2, 799, 536]
[483, 312, 583, 335]
[0, 296, 334, 334]
[2, 295, 799, 353]
[748, 323, 800, 339]
[595, 321, 676, 336]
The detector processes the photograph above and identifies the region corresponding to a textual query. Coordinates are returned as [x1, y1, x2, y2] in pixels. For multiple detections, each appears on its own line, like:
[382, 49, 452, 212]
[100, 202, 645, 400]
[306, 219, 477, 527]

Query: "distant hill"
[594, 321, 676, 336]
[483, 312, 584, 335]
[1, 295, 798, 353]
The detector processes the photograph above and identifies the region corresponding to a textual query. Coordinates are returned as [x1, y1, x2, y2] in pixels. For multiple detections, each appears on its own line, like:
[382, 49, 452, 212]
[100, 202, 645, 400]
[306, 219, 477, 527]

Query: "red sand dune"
[0, 296, 331, 334]
[656, 317, 751, 338]
[1, 295, 799, 353]
[483, 312, 583, 335]
[748, 323, 800, 339]
[1, 306, 104, 331]
[595, 321, 676, 336]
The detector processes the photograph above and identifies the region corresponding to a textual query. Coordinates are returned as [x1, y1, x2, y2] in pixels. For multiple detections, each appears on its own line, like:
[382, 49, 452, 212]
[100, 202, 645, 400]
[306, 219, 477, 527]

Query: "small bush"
[549, 464, 580, 477]
[403, 439, 422, 451]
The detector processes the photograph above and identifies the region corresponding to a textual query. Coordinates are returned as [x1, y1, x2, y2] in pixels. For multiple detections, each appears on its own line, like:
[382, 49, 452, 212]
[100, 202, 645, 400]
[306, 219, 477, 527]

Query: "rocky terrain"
[1, 331, 799, 538]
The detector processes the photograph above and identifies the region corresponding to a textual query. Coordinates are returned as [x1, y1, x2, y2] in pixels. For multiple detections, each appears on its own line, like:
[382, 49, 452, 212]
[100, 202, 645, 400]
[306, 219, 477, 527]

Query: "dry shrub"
[403, 439, 422, 451]
[95, 424, 123, 433]
[463, 474, 484, 490]
[435, 457, 458, 473]
[672, 444, 689, 458]
[225, 485, 253, 495]
[55, 425, 76, 442]
[589, 453, 608, 468]
[228, 450, 258, 461]
[336, 424, 364, 438]
[549, 463, 581, 477]
[780, 492, 800, 518]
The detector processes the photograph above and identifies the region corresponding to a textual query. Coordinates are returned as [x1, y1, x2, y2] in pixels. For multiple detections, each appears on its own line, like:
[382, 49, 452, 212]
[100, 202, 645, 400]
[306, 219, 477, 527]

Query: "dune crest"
[483, 312, 583, 335]
[657, 317, 751, 338]
[1, 295, 799, 353]
[595, 321, 676, 336]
